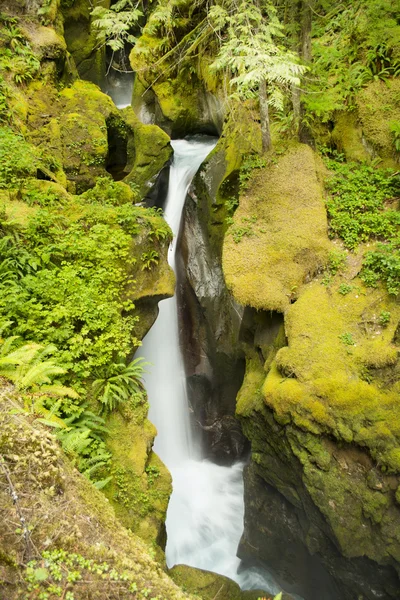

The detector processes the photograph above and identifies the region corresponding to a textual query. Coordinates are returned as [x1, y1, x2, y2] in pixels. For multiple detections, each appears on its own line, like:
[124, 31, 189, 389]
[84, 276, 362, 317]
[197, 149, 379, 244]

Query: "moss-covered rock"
[122, 106, 173, 198]
[356, 79, 400, 168]
[237, 376, 400, 599]
[60, 0, 108, 86]
[169, 565, 264, 600]
[104, 404, 172, 554]
[223, 144, 331, 312]
[331, 112, 370, 163]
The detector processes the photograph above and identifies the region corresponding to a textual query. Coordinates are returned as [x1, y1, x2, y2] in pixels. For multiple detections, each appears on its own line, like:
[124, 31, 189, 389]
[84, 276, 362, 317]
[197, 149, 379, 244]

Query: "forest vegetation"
[0, 0, 399, 598]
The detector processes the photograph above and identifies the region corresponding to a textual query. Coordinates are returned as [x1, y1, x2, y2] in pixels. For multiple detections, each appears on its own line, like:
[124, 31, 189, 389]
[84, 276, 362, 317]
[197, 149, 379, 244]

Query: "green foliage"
[361, 240, 400, 296]
[338, 283, 353, 295]
[145, 464, 160, 486]
[0, 336, 71, 391]
[328, 250, 347, 275]
[0, 207, 143, 379]
[0, 76, 12, 123]
[239, 153, 266, 191]
[209, 2, 307, 108]
[81, 177, 138, 206]
[379, 310, 391, 326]
[304, 1, 400, 122]
[339, 332, 355, 346]
[141, 250, 159, 270]
[231, 224, 253, 244]
[324, 158, 399, 296]
[324, 158, 399, 250]
[92, 356, 148, 413]
[389, 121, 400, 153]
[23, 549, 150, 597]
[0, 127, 38, 188]
[0, 23, 40, 84]
[91, 0, 143, 52]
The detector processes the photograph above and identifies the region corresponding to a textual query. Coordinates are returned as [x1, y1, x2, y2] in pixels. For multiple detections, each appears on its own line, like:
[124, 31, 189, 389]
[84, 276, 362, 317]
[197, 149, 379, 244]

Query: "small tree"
[209, 1, 307, 152]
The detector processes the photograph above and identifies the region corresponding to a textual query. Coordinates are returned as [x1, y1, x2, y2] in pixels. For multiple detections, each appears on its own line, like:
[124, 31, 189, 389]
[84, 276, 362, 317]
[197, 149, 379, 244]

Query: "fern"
[92, 356, 148, 413]
[58, 428, 92, 456]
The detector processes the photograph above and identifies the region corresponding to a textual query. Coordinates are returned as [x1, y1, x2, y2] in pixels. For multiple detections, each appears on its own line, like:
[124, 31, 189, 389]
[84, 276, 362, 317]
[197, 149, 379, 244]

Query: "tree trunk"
[298, 0, 314, 145]
[259, 78, 272, 153]
[300, 0, 313, 63]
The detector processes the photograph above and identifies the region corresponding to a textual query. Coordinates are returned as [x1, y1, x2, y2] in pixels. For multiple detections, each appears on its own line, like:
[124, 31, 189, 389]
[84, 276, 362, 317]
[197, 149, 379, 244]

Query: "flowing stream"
[138, 138, 281, 595]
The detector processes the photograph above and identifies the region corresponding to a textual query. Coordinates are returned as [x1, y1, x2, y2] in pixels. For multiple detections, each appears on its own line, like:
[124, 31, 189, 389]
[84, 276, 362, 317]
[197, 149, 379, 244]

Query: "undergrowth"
[324, 155, 400, 295]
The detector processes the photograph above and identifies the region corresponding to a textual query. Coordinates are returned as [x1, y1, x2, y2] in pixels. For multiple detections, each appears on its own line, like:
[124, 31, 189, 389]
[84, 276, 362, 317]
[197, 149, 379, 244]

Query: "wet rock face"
[239, 464, 343, 600]
[238, 405, 400, 600]
[176, 154, 247, 465]
[132, 80, 224, 139]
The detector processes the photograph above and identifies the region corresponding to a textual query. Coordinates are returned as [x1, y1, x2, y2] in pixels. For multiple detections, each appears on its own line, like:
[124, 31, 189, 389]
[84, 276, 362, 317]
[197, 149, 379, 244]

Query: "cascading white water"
[139, 138, 216, 466]
[138, 138, 282, 596]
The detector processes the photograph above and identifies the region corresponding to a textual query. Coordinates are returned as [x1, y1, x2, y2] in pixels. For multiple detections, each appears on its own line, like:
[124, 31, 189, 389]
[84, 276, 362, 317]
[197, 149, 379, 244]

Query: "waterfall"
[138, 138, 281, 595]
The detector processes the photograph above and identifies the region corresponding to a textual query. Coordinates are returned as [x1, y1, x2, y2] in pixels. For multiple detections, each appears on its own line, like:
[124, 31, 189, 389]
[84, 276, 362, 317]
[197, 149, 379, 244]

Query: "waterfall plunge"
[138, 138, 280, 595]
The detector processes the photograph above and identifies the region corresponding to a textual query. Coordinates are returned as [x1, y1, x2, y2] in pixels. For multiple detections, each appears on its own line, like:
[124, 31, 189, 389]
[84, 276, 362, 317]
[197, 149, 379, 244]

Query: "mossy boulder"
[237, 370, 400, 598]
[331, 112, 370, 163]
[122, 106, 173, 198]
[223, 144, 331, 312]
[169, 565, 264, 600]
[59, 110, 108, 192]
[356, 78, 400, 168]
[130, 50, 224, 137]
[261, 280, 400, 463]
[61, 0, 108, 86]
[104, 404, 172, 552]
[25, 25, 67, 61]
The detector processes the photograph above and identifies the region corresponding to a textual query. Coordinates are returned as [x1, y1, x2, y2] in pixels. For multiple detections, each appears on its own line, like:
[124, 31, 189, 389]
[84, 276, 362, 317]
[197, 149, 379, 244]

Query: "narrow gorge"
[0, 1, 399, 600]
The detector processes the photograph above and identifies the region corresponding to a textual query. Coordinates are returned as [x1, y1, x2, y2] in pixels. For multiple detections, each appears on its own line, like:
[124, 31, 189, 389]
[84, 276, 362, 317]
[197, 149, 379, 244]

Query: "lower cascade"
[138, 138, 281, 595]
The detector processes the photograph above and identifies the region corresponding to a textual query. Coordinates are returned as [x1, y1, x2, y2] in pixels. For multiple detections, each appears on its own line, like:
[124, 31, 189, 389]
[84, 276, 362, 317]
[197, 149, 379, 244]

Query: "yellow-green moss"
[25, 25, 67, 61]
[357, 79, 400, 168]
[169, 565, 244, 600]
[122, 106, 173, 195]
[260, 280, 400, 470]
[223, 144, 331, 311]
[236, 355, 265, 417]
[331, 112, 370, 162]
[2, 193, 40, 226]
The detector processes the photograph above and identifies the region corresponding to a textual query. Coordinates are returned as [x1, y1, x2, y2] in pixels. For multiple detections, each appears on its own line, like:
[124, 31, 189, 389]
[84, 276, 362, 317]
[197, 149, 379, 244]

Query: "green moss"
[21, 179, 71, 206]
[169, 565, 243, 600]
[331, 112, 370, 162]
[122, 106, 172, 196]
[236, 355, 265, 417]
[357, 79, 400, 167]
[26, 25, 67, 62]
[61, 0, 107, 85]
[258, 279, 400, 470]
[223, 145, 331, 312]
[59, 111, 108, 192]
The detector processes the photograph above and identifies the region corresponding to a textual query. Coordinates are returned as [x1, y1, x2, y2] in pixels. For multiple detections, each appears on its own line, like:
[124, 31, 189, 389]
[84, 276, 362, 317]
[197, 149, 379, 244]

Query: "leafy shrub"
[0, 24, 40, 84]
[0, 127, 38, 188]
[0, 209, 141, 380]
[328, 250, 347, 275]
[360, 240, 400, 296]
[324, 159, 399, 249]
[81, 177, 136, 206]
[141, 249, 159, 270]
[338, 283, 353, 295]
